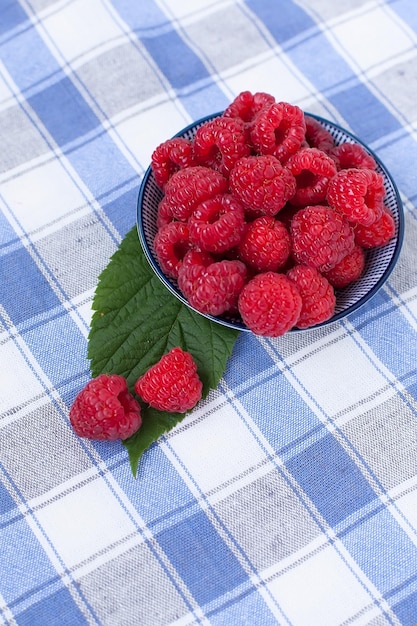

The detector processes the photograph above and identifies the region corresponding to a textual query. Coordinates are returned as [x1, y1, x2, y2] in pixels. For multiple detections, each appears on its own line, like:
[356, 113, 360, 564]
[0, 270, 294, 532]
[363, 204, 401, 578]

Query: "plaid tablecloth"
[1, 1, 417, 624]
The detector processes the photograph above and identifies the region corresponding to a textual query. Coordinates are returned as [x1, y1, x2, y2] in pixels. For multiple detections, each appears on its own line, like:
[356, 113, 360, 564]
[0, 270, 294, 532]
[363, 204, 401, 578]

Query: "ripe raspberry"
[157, 196, 174, 229]
[151, 137, 196, 188]
[222, 90, 275, 124]
[164, 166, 228, 221]
[304, 115, 335, 153]
[188, 193, 246, 253]
[327, 168, 385, 226]
[353, 207, 396, 248]
[238, 272, 302, 336]
[323, 244, 366, 288]
[154, 221, 191, 278]
[193, 116, 250, 176]
[250, 101, 306, 162]
[229, 155, 296, 216]
[330, 142, 377, 171]
[70, 374, 141, 441]
[290, 205, 355, 272]
[178, 250, 247, 316]
[134, 347, 202, 413]
[237, 216, 291, 272]
[286, 147, 337, 206]
[286, 264, 336, 328]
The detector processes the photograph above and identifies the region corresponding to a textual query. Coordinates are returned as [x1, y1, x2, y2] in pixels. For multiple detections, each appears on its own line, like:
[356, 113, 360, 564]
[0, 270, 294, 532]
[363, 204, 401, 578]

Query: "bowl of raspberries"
[137, 91, 404, 337]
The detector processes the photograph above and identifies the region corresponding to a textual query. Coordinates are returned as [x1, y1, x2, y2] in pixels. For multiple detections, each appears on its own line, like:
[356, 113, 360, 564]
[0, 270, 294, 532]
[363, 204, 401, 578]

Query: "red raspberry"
[229, 155, 296, 216]
[323, 244, 366, 288]
[188, 193, 246, 253]
[327, 168, 385, 226]
[237, 216, 291, 272]
[193, 116, 250, 176]
[154, 221, 191, 278]
[286, 264, 336, 328]
[222, 90, 275, 124]
[353, 207, 396, 248]
[164, 166, 228, 221]
[134, 347, 202, 413]
[238, 272, 302, 336]
[70, 374, 141, 441]
[157, 196, 174, 229]
[304, 115, 335, 153]
[250, 101, 306, 162]
[285, 147, 337, 206]
[330, 142, 377, 171]
[151, 137, 196, 188]
[290, 205, 355, 272]
[178, 250, 247, 316]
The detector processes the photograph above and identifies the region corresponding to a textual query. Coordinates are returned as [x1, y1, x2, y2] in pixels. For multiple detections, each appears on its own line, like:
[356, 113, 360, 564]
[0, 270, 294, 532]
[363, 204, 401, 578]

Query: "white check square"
[331, 6, 413, 72]
[35, 478, 137, 569]
[1, 159, 87, 232]
[168, 395, 266, 493]
[41, 0, 123, 62]
[115, 102, 189, 170]
[226, 55, 313, 106]
[267, 544, 372, 625]
[291, 333, 389, 418]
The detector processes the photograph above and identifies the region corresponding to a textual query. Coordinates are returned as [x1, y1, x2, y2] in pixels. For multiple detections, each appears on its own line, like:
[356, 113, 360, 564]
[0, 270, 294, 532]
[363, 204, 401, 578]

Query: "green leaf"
[88, 226, 239, 476]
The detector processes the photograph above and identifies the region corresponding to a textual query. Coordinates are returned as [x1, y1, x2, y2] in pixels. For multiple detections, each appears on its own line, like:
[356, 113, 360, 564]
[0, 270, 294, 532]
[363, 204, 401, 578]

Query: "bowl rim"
[137, 111, 405, 333]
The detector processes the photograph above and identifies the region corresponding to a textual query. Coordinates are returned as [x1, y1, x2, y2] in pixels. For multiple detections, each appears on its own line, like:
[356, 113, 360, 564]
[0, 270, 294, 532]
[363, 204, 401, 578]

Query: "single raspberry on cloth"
[188, 193, 246, 253]
[135, 347, 202, 413]
[327, 168, 385, 226]
[238, 272, 302, 336]
[304, 115, 335, 153]
[290, 205, 355, 272]
[286, 264, 336, 328]
[193, 116, 250, 176]
[154, 221, 191, 279]
[237, 216, 291, 272]
[163, 166, 228, 221]
[250, 101, 306, 162]
[151, 137, 196, 188]
[353, 207, 396, 248]
[229, 154, 296, 216]
[178, 250, 247, 316]
[70, 374, 141, 440]
[285, 147, 337, 206]
[323, 244, 366, 288]
[222, 90, 275, 124]
[330, 142, 377, 171]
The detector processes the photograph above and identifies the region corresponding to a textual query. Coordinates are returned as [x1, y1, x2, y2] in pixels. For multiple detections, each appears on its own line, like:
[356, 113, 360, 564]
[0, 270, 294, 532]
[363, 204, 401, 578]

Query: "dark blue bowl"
[137, 113, 404, 333]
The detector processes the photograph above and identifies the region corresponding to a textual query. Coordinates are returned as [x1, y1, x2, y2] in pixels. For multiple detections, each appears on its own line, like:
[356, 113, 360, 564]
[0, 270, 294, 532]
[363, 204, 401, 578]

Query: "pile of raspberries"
[150, 91, 396, 337]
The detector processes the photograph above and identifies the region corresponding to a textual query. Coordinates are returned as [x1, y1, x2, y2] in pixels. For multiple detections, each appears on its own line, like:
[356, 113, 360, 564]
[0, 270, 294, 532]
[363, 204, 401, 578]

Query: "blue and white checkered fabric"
[1, 1, 417, 624]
